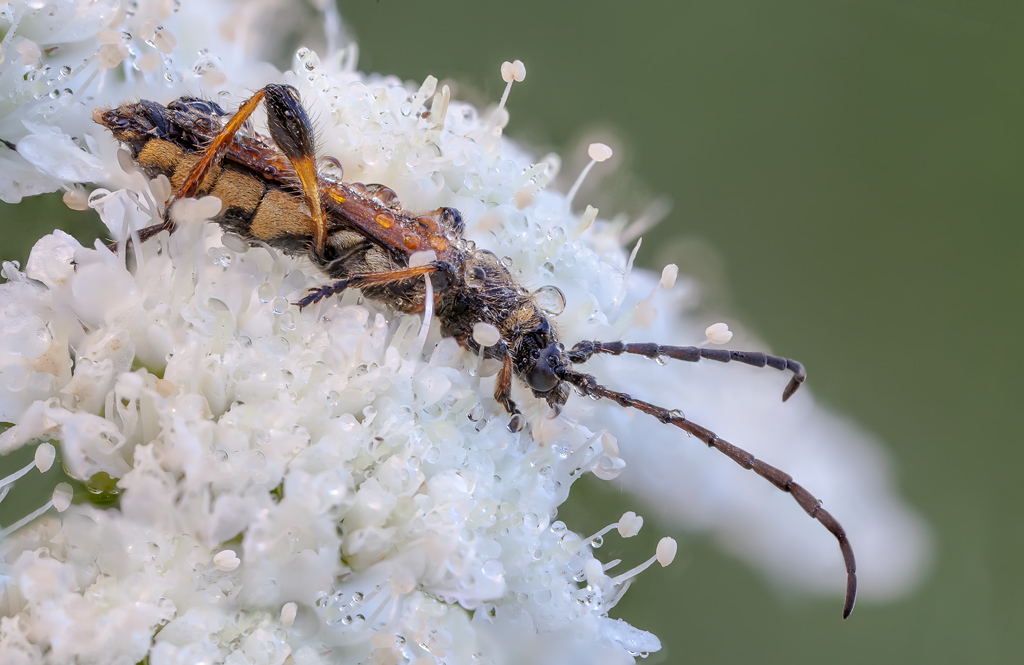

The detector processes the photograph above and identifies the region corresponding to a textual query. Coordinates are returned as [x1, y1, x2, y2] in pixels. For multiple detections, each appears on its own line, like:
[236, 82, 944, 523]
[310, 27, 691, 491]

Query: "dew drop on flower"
[320, 155, 343, 181]
[257, 282, 275, 303]
[533, 285, 566, 316]
[507, 413, 526, 433]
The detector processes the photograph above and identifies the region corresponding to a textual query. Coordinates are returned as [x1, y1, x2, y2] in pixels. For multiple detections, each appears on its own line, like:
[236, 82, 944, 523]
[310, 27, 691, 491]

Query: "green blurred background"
[2, 0, 1022, 661]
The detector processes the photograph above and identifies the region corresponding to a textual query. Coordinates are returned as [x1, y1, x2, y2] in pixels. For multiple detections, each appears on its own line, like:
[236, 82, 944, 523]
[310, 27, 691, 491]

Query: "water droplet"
[351, 591, 364, 603]
[271, 296, 288, 315]
[320, 155, 343, 181]
[592, 535, 604, 548]
[655, 355, 668, 366]
[58, 65, 71, 79]
[668, 408, 684, 420]
[533, 285, 566, 316]
[508, 414, 526, 433]
[501, 255, 514, 267]
[257, 282, 275, 303]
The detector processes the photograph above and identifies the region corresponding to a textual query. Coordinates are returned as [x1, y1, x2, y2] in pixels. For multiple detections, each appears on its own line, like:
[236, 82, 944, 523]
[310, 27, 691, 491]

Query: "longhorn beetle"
[94, 83, 857, 618]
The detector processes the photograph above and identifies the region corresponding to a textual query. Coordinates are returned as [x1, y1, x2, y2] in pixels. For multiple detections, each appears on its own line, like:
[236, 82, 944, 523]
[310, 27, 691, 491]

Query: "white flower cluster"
[0, 0, 931, 663]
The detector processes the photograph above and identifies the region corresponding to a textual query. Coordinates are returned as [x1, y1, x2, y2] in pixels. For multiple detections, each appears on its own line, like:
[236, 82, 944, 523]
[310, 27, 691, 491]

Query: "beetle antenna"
[567, 340, 806, 402]
[558, 367, 856, 619]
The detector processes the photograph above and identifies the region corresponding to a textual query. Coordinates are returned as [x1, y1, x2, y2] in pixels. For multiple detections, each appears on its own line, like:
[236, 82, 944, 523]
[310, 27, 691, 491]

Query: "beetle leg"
[295, 261, 454, 309]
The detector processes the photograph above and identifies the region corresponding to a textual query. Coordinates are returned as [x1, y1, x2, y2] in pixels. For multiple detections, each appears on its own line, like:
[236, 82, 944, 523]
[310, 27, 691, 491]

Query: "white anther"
[511, 59, 526, 81]
[660, 264, 678, 290]
[150, 174, 172, 204]
[429, 85, 451, 129]
[214, 549, 241, 571]
[152, 29, 177, 55]
[97, 43, 127, 69]
[169, 196, 223, 225]
[656, 537, 678, 567]
[587, 142, 613, 162]
[280, 602, 297, 628]
[617, 511, 643, 538]
[34, 443, 55, 473]
[117, 148, 139, 175]
[574, 205, 598, 238]
[96, 29, 122, 44]
[472, 322, 501, 348]
[501, 59, 526, 83]
[705, 322, 733, 345]
[372, 634, 397, 648]
[63, 188, 89, 211]
[115, 371, 145, 400]
[408, 250, 436, 269]
[140, 18, 161, 41]
[600, 432, 619, 457]
[52, 483, 73, 512]
[15, 39, 41, 66]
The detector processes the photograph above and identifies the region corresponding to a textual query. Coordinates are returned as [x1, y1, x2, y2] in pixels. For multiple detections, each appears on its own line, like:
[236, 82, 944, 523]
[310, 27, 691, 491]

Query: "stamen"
[428, 84, 451, 133]
[497, 59, 526, 115]
[583, 510, 643, 545]
[609, 537, 678, 586]
[408, 271, 434, 362]
[573, 205, 598, 238]
[566, 142, 613, 208]
[632, 263, 679, 329]
[408, 75, 438, 117]
[0, 483, 72, 538]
